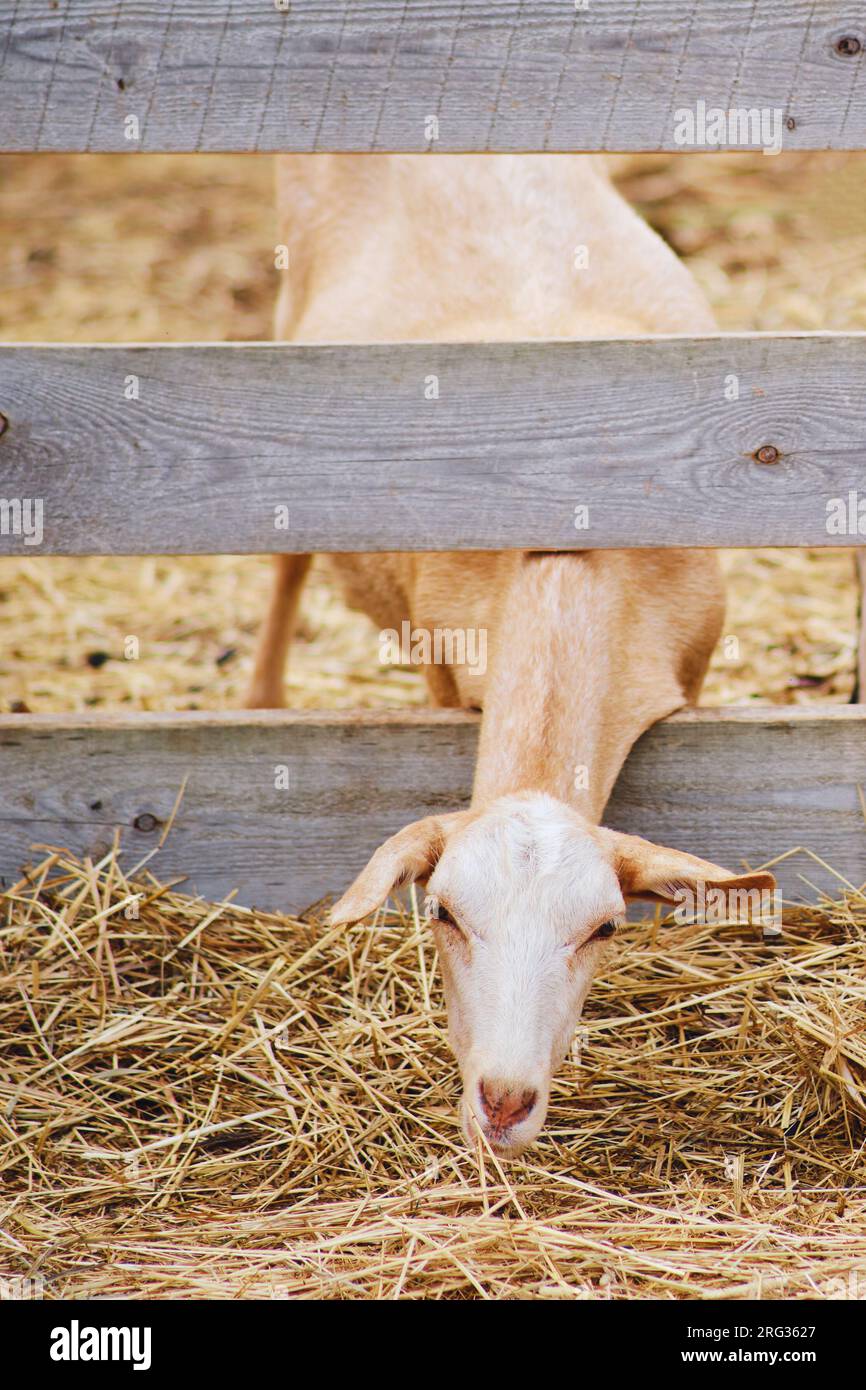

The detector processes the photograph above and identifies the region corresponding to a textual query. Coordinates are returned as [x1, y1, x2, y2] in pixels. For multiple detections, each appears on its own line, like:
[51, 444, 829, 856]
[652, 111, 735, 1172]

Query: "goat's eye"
[591, 920, 617, 941]
[425, 896, 458, 928]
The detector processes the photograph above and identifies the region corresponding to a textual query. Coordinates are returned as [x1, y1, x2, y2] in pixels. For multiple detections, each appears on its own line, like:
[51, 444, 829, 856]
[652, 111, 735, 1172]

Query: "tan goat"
[250, 156, 775, 1156]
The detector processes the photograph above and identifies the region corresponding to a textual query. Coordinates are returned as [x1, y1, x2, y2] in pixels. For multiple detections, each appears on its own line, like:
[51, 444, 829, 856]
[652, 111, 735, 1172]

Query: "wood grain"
[1, 1, 864, 152]
[1, 335, 864, 554]
[0, 707, 862, 912]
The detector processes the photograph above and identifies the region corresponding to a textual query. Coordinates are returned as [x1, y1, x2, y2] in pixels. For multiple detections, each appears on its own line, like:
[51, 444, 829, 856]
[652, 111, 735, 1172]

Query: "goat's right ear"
[599, 827, 776, 906]
[329, 812, 468, 926]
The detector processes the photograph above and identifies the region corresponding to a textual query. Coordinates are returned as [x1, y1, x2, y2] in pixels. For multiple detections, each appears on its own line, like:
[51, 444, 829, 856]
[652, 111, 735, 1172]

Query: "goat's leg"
[856, 551, 866, 703]
[245, 554, 312, 708]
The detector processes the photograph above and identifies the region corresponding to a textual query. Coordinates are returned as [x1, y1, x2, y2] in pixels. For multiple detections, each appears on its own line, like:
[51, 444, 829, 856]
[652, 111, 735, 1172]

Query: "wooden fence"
[1, 336, 865, 554]
[0, 1, 864, 909]
[1, 709, 864, 913]
[0, 1, 865, 152]
[0, 336, 864, 904]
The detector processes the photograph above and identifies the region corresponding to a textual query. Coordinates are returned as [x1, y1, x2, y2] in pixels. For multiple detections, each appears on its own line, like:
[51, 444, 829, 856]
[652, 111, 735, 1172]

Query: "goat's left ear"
[599, 828, 776, 905]
[329, 812, 470, 926]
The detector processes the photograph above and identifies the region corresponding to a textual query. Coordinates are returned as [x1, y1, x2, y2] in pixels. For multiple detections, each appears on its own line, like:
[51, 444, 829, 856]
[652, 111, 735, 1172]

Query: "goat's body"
[257, 155, 768, 1154]
[250, 155, 724, 821]
[273, 155, 714, 342]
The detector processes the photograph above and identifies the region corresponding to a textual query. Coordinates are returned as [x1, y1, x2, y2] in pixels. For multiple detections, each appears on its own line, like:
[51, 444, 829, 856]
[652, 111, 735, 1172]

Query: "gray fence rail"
[1, 336, 865, 554]
[0, 708, 863, 912]
[1, 0, 864, 153]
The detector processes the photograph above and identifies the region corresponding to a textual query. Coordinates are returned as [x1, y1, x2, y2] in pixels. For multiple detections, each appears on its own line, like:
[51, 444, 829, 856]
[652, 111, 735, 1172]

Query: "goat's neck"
[471, 555, 685, 823]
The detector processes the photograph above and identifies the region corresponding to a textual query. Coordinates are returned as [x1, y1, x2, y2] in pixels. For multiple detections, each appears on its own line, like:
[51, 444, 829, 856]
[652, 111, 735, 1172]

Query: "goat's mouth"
[485, 1130, 532, 1159]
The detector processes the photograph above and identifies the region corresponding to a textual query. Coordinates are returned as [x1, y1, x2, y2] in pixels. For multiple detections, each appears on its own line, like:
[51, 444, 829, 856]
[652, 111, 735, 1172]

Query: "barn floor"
[1, 153, 865, 1299]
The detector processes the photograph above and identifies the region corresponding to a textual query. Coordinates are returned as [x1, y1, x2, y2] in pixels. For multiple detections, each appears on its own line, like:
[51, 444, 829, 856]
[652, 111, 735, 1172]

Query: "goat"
[251, 155, 776, 1156]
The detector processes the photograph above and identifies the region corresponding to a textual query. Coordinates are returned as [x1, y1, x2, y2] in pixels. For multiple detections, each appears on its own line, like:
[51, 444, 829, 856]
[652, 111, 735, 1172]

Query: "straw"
[1, 844, 865, 1299]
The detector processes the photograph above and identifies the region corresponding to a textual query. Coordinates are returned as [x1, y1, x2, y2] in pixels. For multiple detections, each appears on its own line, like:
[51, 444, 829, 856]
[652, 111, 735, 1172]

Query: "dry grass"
[1, 844, 866, 1300]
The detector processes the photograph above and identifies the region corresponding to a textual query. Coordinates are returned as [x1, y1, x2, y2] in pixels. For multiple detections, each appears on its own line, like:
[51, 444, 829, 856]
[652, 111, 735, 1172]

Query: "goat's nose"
[478, 1079, 538, 1129]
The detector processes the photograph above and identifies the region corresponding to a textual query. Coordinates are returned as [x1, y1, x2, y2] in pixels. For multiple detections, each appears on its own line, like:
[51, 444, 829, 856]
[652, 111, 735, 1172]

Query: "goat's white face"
[423, 797, 623, 1155]
[330, 793, 774, 1158]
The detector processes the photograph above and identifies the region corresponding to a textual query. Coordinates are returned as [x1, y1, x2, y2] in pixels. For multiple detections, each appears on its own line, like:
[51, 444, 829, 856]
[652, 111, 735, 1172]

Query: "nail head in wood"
[754, 445, 781, 465]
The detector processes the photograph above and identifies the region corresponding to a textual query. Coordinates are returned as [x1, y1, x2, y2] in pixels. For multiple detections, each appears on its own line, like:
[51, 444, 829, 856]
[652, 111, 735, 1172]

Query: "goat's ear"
[600, 828, 776, 905]
[329, 812, 468, 926]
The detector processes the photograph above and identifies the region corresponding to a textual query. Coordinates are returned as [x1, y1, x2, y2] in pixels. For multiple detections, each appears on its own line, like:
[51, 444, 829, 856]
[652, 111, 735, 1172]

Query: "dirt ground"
[0, 151, 863, 712]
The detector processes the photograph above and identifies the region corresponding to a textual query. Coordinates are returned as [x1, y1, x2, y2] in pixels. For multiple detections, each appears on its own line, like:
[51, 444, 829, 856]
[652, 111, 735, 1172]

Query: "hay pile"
[2, 844, 865, 1299]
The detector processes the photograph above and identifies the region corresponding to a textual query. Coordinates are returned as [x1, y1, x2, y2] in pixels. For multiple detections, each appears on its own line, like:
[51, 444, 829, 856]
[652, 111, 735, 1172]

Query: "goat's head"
[330, 793, 774, 1157]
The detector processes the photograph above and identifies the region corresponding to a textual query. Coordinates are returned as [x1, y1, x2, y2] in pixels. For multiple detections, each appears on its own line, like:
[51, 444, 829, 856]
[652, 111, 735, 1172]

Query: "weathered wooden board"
[1, 336, 865, 554]
[0, 708, 862, 912]
[1, 1, 865, 152]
